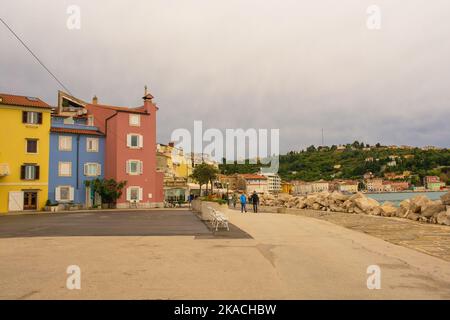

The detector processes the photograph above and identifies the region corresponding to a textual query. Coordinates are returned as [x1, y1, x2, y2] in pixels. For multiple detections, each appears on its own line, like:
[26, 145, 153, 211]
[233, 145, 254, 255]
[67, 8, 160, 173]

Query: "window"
[26, 139, 38, 153]
[55, 186, 74, 202]
[126, 186, 142, 202]
[20, 164, 40, 180]
[127, 134, 143, 149]
[84, 163, 101, 176]
[87, 116, 94, 126]
[126, 160, 143, 175]
[59, 136, 72, 151]
[129, 114, 141, 127]
[86, 138, 99, 152]
[58, 162, 72, 177]
[63, 117, 75, 125]
[22, 111, 42, 125]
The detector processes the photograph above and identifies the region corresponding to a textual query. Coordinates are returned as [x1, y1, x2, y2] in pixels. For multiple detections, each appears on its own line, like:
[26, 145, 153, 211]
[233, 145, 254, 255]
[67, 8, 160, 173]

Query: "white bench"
[207, 207, 230, 231]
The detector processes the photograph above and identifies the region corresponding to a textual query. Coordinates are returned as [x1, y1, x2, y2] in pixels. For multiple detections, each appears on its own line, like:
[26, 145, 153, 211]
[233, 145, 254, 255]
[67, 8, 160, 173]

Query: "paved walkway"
[274, 207, 450, 262]
[0, 210, 250, 239]
[1, 209, 449, 299]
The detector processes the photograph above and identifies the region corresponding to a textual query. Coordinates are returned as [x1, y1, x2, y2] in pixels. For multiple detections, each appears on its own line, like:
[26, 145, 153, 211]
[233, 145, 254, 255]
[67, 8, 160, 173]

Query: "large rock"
[354, 196, 380, 212]
[436, 210, 450, 226]
[349, 192, 365, 201]
[421, 204, 446, 218]
[440, 192, 450, 205]
[407, 212, 420, 221]
[399, 199, 411, 210]
[409, 195, 431, 213]
[330, 191, 350, 202]
[380, 203, 397, 217]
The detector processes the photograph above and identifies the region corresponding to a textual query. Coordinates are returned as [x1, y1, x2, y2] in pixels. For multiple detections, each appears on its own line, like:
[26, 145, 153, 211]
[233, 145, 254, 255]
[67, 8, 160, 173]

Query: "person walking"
[188, 193, 194, 208]
[232, 193, 237, 209]
[250, 191, 259, 213]
[239, 192, 247, 213]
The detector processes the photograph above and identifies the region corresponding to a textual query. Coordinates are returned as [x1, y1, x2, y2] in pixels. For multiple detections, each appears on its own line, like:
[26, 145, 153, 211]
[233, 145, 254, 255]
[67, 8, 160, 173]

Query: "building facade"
[260, 172, 281, 193]
[48, 115, 105, 207]
[86, 92, 164, 208]
[337, 181, 358, 193]
[0, 93, 52, 212]
[366, 178, 384, 192]
[292, 181, 313, 195]
[237, 174, 268, 194]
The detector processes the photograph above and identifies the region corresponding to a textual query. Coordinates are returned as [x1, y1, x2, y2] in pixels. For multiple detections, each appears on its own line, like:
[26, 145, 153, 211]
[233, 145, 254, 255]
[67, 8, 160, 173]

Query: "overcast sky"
[1, 0, 449, 153]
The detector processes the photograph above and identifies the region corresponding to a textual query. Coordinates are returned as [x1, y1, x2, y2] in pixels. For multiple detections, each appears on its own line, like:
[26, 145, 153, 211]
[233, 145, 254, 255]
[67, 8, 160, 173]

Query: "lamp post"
[226, 182, 229, 206]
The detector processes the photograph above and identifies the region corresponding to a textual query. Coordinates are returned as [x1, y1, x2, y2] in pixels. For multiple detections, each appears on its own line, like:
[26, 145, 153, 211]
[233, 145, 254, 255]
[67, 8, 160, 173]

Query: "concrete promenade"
[0, 209, 449, 299]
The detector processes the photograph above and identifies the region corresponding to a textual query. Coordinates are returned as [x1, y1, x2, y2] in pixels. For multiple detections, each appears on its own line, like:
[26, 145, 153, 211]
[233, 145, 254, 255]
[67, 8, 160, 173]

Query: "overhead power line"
[0, 17, 73, 95]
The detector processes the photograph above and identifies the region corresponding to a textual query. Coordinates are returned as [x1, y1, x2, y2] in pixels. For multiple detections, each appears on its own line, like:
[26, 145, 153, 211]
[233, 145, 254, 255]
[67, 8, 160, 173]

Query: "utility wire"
[1, 16, 148, 181]
[0, 17, 73, 95]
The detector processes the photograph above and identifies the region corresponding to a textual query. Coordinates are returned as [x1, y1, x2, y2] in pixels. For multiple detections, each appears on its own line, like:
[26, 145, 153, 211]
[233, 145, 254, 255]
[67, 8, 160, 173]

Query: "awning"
[0, 163, 10, 176]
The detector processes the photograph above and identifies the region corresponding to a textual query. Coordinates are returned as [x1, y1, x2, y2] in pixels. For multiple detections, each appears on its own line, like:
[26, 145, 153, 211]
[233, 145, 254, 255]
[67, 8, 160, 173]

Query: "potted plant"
[44, 199, 52, 211]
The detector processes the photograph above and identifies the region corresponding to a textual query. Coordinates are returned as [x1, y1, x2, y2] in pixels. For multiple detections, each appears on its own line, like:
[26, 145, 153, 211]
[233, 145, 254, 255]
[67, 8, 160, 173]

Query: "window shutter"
[97, 164, 101, 176]
[69, 187, 75, 201]
[37, 112, 43, 124]
[138, 188, 143, 201]
[55, 187, 61, 201]
[22, 111, 28, 123]
[35, 166, 40, 180]
[126, 134, 131, 147]
[126, 187, 131, 201]
[20, 165, 26, 179]
[84, 163, 88, 175]
[139, 135, 143, 148]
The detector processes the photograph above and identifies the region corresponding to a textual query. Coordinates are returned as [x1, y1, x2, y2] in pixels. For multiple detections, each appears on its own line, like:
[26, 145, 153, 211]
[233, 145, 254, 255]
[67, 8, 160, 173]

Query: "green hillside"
[219, 142, 450, 185]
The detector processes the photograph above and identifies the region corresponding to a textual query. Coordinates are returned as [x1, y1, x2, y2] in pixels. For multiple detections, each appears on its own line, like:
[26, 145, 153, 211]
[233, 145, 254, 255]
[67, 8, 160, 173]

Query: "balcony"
[0, 163, 10, 177]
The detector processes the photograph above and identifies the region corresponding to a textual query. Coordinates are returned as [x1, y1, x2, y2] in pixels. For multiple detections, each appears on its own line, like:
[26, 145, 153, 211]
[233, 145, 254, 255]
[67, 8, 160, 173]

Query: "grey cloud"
[1, 0, 449, 153]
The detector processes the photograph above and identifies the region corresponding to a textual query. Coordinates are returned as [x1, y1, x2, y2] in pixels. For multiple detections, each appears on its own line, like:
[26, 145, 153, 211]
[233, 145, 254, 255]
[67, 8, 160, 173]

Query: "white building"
[259, 171, 281, 193]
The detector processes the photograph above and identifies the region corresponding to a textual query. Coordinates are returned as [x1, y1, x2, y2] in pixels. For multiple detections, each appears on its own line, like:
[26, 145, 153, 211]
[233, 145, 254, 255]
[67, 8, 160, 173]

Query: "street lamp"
[225, 182, 229, 206]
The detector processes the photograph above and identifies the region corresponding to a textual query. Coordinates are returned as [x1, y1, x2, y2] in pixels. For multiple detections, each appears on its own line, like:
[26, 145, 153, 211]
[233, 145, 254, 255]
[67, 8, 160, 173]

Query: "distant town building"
[363, 172, 374, 180]
[259, 171, 281, 193]
[310, 180, 329, 193]
[365, 178, 384, 192]
[390, 181, 410, 191]
[237, 174, 268, 194]
[281, 181, 293, 194]
[292, 181, 312, 195]
[423, 176, 446, 191]
[337, 181, 359, 193]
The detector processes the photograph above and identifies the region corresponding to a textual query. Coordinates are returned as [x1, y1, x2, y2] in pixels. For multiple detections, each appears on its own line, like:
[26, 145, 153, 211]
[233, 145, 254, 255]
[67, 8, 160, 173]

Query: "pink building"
[86, 92, 164, 208]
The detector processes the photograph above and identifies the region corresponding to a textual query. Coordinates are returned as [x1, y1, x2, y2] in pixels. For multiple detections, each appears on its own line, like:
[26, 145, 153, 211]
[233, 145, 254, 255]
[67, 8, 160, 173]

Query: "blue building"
[48, 115, 105, 207]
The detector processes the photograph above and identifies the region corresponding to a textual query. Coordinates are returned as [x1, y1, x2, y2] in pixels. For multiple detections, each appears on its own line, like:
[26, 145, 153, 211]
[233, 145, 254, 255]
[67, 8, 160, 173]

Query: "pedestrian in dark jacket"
[250, 191, 259, 213]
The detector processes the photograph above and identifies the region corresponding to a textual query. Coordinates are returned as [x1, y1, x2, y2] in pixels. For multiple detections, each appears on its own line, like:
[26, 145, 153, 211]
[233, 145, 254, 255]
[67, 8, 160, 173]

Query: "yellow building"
[281, 181, 293, 194]
[0, 93, 52, 213]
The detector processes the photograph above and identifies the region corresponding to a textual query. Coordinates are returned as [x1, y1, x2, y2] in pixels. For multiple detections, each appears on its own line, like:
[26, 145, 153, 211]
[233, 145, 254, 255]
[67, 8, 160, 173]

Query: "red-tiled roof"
[0, 93, 52, 109]
[240, 174, 268, 180]
[50, 127, 104, 136]
[86, 103, 148, 114]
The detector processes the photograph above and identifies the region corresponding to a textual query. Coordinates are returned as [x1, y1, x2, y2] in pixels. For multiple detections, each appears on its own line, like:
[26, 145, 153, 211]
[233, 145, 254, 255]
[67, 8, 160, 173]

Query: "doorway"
[23, 191, 38, 210]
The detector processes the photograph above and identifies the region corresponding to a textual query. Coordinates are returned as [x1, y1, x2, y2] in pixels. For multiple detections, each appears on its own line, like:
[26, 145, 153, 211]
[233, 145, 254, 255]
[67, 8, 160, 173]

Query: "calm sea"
[366, 191, 447, 207]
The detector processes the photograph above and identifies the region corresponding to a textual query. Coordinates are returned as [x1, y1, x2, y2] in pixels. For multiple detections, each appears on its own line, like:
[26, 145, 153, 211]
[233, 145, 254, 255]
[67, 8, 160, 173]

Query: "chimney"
[92, 95, 98, 104]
